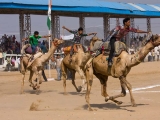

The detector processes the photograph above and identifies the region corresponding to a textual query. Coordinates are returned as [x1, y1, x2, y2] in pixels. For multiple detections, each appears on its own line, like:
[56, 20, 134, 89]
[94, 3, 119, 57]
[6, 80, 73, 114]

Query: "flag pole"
[48, 29, 51, 78]
[47, 0, 54, 81]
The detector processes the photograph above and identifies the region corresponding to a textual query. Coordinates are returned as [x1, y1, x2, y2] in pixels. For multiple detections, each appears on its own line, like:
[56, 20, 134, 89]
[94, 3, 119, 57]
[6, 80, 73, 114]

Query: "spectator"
[7, 48, 13, 54]
[11, 57, 16, 67]
[154, 46, 160, 61]
[148, 52, 152, 62]
[2, 50, 6, 64]
[129, 45, 135, 54]
[6, 57, 11, 72]
[151, 49, 155, 61]
[12, 35, 16, 43]
[55, 55, 63, 81]
[51, 56, 56, 69]
[0, 49, 2, 65]
[16, 57, 20, 71]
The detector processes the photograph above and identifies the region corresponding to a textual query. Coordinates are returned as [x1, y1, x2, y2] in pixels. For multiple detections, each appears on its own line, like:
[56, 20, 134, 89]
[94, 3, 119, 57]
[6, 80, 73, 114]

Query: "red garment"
[114, 26, 137, 41]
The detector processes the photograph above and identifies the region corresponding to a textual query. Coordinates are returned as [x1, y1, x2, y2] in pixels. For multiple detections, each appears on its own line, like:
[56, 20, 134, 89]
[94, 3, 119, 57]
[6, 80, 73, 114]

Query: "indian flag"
[47, 0, 52, 30]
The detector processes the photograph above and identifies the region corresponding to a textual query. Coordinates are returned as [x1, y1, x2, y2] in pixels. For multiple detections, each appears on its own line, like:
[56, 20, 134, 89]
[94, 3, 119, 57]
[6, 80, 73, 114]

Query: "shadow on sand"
[58, 91, 89, 96]
[82, 103, 149, 112]
[25, 90, 57, 94]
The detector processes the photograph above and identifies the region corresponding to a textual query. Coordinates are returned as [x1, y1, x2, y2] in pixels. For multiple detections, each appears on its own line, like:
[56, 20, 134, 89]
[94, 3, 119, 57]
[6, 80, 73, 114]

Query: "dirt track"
[0, 61, 160, 120]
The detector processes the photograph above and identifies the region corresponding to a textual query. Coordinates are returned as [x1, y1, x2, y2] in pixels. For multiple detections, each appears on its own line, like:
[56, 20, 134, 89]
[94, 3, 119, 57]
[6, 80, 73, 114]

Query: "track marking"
[132, 85, 160, 92]
[133, 91, 160, 93]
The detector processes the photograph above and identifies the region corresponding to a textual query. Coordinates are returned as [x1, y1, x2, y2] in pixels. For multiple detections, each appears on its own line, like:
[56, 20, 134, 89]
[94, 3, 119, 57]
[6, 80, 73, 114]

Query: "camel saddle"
[63, 44, 83, 54]
[26, 52, 43, 68]
[21, 44, 43, 68]
[92, 41, 127, 57]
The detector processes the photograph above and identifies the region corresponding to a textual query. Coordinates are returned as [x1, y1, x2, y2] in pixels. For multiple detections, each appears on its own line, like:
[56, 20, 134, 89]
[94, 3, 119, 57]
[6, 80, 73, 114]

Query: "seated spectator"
[12, 35, 16, 43]
[7, 48, 13, 54]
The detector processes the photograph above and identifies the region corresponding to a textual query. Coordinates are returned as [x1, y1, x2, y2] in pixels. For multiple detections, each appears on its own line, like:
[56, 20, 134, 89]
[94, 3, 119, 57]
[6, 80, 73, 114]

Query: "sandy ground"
[0, 61, 160, 120]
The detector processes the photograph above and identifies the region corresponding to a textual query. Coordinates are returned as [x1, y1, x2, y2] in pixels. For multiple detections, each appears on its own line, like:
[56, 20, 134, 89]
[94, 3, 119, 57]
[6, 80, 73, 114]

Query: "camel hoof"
[33, 87, 37, 90]
[88, 108, 93, 111]
[82, 87, 87, 92]
[117, 101, 123, 105]
[132, 104, 137, 107]
[105, 98, 109, 102]
[77, 86, 82, 92]
[64, 92, 68, 95]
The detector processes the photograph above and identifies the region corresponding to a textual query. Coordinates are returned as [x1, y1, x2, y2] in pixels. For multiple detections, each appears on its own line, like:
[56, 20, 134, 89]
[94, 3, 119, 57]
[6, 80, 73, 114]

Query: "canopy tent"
[0, 0, 160, 17]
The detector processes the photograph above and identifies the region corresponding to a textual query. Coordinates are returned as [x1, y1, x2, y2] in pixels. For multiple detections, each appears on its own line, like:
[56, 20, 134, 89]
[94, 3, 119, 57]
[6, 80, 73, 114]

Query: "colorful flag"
[47, 0, 52, 30]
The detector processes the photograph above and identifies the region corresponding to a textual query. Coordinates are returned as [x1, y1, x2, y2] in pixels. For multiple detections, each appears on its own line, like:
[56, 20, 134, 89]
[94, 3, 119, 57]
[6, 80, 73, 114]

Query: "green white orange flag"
[47, 0, 51, 30]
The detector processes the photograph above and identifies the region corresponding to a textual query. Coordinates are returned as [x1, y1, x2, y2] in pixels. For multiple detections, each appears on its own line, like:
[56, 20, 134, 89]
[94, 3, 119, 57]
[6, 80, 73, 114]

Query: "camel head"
[52, 38, 64, 47]
[149, 34, 160, 47]
[90, 36, 102, 46]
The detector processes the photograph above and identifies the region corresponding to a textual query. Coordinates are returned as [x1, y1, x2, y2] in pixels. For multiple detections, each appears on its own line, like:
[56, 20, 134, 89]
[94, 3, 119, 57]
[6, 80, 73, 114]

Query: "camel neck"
[127, 42, 154, 67]
[40, 44, 57, 63]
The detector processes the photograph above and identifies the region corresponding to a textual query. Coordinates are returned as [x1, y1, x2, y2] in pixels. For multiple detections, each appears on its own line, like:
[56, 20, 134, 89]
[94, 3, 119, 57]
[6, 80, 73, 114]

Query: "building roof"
[0, 0, 160, 17]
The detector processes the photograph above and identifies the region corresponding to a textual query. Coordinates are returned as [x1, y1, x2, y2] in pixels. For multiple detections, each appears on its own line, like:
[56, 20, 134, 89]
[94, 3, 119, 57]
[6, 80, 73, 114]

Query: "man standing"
[105, 18, 150, 66]
[154, 46, 160, 61]
[62, 26, 96, 61]
[55, 55, 63, 81]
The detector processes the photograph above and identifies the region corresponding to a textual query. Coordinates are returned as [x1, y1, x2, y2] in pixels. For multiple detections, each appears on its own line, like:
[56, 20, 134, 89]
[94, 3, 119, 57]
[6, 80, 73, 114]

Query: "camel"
[85, 34, 160, 111]
[20, 38, 64, 94]
[61, 37, 101, 94]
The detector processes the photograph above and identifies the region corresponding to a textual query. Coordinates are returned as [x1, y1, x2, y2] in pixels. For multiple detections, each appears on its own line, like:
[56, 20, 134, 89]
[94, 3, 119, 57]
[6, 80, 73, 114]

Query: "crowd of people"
[0, 34, 21, 54]
[0, 34, 20, 65]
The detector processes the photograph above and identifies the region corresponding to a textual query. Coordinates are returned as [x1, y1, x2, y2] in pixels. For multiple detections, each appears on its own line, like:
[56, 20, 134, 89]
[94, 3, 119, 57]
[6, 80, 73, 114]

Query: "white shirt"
[16, 58, 20, 64]
[154, 47, 160, 55]
[55, 58, 63, 68]
[148, 52, 151, 56]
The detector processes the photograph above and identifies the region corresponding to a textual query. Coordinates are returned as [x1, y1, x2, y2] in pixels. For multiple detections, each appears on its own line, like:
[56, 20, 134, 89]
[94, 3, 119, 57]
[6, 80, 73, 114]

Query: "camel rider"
[62, 26, 97, 61]
[105, 18, 150, 66]
[22, 31, 51, 54]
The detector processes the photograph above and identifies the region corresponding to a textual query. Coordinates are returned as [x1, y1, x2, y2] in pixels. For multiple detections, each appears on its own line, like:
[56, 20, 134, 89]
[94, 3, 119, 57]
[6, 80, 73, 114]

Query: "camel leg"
[71, 70, 81, 92]
[105, 79, 126, 105]
[93, 72, 109, 97]
[28, 70, 35, 89]
[85, 64, 93, 111]
[76, 67, 86, 92]
[20, 73, 25, 94]
[120, 76, 136, 107]
[107, 76, 135, 106]
[39, 70, 43, 84]
[34, 70, 41, 95]
[61, 62, 67, 94]
[94, 72, 122, 105]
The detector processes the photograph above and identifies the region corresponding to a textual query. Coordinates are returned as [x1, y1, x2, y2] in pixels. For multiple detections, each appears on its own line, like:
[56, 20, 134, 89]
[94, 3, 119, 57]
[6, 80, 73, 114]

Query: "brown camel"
[61, 37, 100, 94]
[85, 34, 160, 111]
[20, 38, 63, 94]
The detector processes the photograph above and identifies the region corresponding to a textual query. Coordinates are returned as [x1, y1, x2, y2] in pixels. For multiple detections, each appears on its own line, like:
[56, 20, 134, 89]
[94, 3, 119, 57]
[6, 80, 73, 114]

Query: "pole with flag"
[47, 0, 54, 81]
